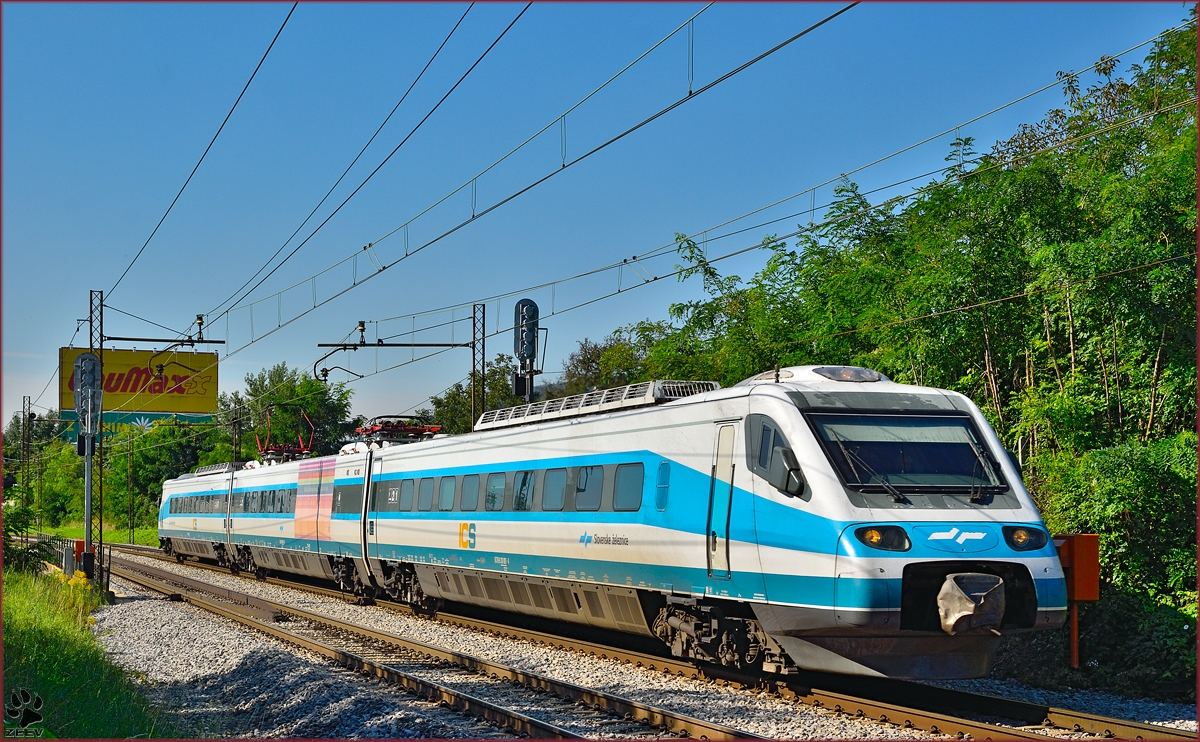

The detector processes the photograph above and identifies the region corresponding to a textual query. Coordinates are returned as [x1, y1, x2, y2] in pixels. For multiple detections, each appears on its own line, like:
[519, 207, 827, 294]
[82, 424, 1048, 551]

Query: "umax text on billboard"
[59, 347, 218, 414]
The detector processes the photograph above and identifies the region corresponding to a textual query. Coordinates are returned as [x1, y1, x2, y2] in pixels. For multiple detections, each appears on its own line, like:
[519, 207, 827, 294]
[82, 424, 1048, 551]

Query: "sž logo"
[459, 523, 476, 549]
[579, 532, 594, 547]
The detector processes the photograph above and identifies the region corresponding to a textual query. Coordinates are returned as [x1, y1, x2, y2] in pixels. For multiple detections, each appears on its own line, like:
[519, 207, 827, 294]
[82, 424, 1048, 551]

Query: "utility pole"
[88, 289, 104, 579]
[231, 409, 242, 463]
[36, 454, 42, 532]
[128, 438, 134, 545]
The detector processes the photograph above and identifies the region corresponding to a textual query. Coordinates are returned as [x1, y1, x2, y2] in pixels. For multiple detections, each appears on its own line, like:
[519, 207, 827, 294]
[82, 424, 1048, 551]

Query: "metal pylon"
[21, 395, 31, 498]
[88, 290, 104, 579]
[471, 304, 486, 430]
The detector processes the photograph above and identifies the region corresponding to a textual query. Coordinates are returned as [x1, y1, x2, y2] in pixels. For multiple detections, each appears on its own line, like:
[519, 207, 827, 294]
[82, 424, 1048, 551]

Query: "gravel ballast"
[106, 553, 1194, 737]
[95, 576, 513, 738]
[106, 555, 937, 739]
[928, 678, 1196, 733]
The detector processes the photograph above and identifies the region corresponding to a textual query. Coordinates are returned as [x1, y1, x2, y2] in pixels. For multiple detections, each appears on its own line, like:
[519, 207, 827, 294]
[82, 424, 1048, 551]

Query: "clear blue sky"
[3, 2, 1190, 426]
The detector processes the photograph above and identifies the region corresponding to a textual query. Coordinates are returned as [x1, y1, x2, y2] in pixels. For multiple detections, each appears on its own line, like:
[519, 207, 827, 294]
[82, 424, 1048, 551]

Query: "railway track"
[104, 543, 1191, 741]
[107, 554, 761, 740]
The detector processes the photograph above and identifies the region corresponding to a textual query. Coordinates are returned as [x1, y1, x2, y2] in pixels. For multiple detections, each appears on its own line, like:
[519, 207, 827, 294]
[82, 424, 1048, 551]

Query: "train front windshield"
[806, 413, 1007, 492]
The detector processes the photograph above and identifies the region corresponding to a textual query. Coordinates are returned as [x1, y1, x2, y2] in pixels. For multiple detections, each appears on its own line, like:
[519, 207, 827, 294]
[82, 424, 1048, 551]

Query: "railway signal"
[73, 351, 102, 578]
[513, 298, 539, 403]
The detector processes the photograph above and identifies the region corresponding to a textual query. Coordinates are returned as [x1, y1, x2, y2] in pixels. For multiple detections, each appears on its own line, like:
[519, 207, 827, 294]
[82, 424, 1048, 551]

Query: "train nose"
[936, 573, 1005, 635]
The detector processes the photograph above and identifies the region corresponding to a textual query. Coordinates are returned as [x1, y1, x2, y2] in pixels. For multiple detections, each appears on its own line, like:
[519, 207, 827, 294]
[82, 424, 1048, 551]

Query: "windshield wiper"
[963, 437, 1000, 503]
[830, 431, 905, 503]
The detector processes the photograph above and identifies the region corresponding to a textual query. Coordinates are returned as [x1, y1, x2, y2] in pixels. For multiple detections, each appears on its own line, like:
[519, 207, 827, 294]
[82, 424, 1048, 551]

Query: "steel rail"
[105, 544, 1193, 740]
[108, 559, 579, 739]
[109, 555, 762, 740]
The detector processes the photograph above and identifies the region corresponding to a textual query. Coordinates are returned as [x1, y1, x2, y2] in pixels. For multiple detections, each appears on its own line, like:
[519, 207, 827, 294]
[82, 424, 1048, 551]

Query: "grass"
[39, 523, 160, 547]
[2, 570, 173, 738]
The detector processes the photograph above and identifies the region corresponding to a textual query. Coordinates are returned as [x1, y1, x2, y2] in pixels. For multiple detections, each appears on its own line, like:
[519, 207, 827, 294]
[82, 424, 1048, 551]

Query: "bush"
[997, 432, 1198, 700]
[1030, 432, 1197, 609]
[2, 503, 54, 573]
[992, 585, 1195, 701]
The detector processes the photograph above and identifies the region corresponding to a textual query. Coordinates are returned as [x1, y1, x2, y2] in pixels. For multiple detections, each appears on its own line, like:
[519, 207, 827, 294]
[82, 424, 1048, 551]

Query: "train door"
[357, 452, 381, 588]
[224, 470, 235, 545]
[707, 422, 738, 579]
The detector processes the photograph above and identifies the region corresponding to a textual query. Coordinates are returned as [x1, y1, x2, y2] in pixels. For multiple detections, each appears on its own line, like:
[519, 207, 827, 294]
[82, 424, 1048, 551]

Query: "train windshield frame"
[804, 411, 1009, 494]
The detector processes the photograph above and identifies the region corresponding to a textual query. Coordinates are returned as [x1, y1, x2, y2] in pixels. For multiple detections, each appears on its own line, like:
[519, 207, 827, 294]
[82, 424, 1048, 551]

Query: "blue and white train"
[159, 366, 1067, 679]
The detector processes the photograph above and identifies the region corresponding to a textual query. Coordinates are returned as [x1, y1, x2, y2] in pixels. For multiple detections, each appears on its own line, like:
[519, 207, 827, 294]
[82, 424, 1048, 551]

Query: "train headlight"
[854, 526, 910, 551]
[1003, 526, 1047, 551]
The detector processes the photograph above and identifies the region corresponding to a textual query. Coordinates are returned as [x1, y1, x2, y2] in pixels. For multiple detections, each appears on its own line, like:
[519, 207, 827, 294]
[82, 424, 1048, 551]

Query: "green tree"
[216, 362, 357, 458]
[418, 354, 524, 434]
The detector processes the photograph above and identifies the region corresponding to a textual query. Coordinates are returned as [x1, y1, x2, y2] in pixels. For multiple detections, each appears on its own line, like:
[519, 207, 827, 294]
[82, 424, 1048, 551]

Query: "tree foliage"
[418, 354, 525, 434]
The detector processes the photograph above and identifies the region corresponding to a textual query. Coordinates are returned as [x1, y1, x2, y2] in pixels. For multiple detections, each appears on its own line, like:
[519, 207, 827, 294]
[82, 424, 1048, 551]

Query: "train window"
[513, 471, 534, 511]
[334, 484, 362, 514]
[461, 475, 480, 511]
[747, 414, 790, 479]
[575, 466, 603, 511]
[269, 489, 278, 512]
[485, 474, 505, 511]
[417, 478, 435, 511]
[656, 462, 670, 511]
[438, 477, 456, 511]
[398, 480, 414, 511]
[542, 469, 566, 511]
[759, 426, 774, 469]
[614, 464, 644, 511]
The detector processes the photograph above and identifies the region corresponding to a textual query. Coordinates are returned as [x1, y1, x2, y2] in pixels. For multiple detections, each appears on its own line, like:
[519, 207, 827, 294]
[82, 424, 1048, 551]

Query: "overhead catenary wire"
[206, 2, 477, 319]
[216, 10, 1181, 356]
[103, 305, 190, 338]
[217, 3, 532, 319]
[216, 2, 712, 323]
[207, 3, 859, 361]
[315, 97, 1198, 395]
[371, 88, 1192, 340]
[106, 2, 298, 301]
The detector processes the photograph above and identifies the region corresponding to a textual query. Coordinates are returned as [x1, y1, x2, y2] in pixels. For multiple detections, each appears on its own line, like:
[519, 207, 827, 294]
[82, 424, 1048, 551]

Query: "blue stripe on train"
[160, 527, 1065, 611]
[163, 451, 1053, 558]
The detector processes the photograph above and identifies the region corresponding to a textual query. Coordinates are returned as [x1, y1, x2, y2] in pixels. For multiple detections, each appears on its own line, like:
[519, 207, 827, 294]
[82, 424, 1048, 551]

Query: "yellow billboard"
[60, 347, 218, 414]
